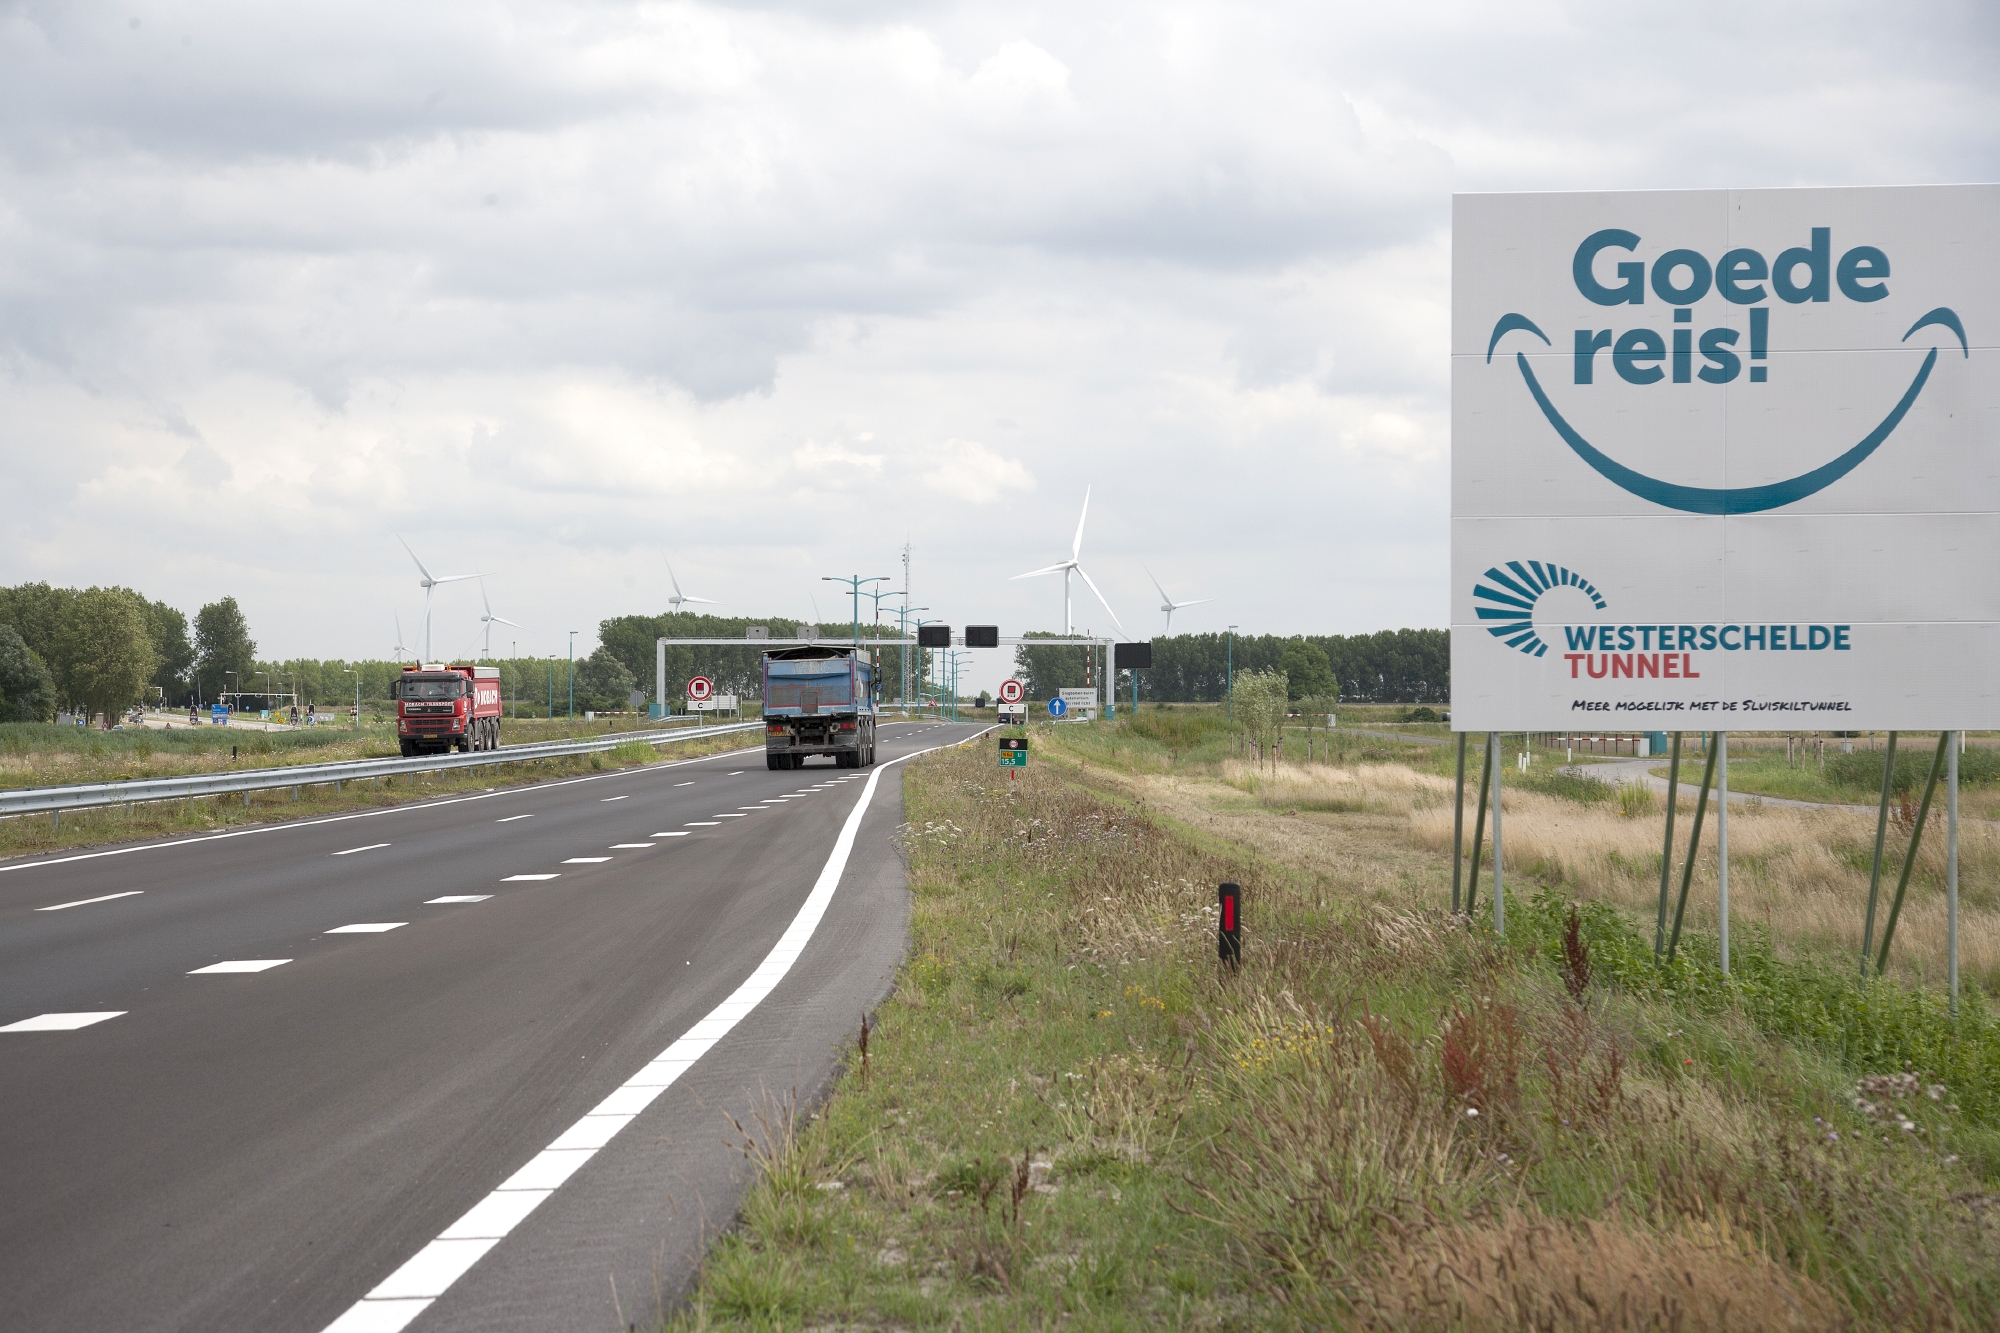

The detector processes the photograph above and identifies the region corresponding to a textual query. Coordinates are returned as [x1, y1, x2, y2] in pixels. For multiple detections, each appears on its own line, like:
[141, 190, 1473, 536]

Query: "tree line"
[1012, 628, 1447, 703]
[0, 582, 256, 723]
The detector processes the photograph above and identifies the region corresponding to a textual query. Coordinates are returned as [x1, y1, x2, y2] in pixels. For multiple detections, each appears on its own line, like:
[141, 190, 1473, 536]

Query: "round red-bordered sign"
[998, 678, 1024, 704]
[686, 675, 714, 701]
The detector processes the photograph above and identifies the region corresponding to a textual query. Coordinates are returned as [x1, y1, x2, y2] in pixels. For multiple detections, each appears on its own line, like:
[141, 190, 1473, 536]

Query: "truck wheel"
[399, 740, 415, 757]
[766, 754, 781, 770]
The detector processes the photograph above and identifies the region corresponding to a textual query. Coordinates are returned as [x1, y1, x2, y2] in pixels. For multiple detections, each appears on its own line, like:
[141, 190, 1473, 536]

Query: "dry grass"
[1355, 1212, 1847, 1331]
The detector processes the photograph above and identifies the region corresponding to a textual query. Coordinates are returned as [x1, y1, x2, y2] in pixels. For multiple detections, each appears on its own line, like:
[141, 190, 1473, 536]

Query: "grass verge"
[664, 725, 2000, 1331]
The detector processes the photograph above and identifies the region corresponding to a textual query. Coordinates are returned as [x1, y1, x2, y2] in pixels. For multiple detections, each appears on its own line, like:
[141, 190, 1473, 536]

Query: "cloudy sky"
[3, 1, 1996, 685]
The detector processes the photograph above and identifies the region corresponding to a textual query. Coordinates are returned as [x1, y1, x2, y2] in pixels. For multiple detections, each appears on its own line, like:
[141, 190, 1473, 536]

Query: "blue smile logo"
[1474, 561, 1606, 657]
[1488, 308, 1966, 514]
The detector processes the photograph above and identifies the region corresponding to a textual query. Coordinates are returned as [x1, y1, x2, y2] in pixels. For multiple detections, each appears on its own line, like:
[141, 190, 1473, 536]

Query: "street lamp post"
[547, 655, 555, 720]
[225, 671, 237, 718]
[822, 575, 891, 647]
[567, 631, 577, 723]
[896, 605, 928, 712]
[1226, 625, 1238, 722]
[913, 618, 943, 717]
[343, 668, 358, 728]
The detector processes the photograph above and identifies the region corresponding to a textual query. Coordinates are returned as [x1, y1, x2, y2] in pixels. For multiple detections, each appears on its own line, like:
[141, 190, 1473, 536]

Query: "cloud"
[0, 0, 1995, 679]
[921, 439, 1035, 504]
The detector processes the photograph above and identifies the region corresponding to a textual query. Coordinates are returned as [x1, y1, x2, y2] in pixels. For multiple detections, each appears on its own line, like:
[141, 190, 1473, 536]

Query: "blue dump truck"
[762, 645, 877, 770]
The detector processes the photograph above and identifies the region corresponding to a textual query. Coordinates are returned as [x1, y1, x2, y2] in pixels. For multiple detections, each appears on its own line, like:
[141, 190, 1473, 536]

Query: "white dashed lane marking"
[37, 891, 144, 912]
[652, 832, 690, 837]
[328, 923, 407, 934]
[2, 1011, 125, 1032]
[502, 874, 560, 882]
[427, 896, 491, 904]
[562, 857, 612, 864]
[600, 796, 628, 803]
[496, 815, 534, 823]
[609, 843, 655, 849]
[190, 960, 291, 974]
[684, 822, 720, 827]
[333, 843, 391, 856]
[712, 814, 747, 819]
[674, 782, 694, 787]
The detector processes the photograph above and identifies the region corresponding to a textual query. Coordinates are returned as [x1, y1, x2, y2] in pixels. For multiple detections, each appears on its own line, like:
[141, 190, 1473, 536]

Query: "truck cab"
[395, 663, 503, 756]
[761, 646, 876, 770]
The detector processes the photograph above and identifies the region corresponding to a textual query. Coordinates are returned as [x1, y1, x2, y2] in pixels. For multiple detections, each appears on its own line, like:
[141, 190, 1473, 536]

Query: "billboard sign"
[1453, 184, 1998, 730]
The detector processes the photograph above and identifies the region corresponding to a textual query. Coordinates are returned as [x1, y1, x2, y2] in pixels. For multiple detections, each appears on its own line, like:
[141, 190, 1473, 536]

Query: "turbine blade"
[492, 615, 523, 628]
[1075, 564, 1127, 639]
[664, 557, 685, 600]
[680, 595, 717, 604]
[479, 576, 493, 618]
[430, 572, 480, 585]
[397, 534, 435, 584]
[1071, 486, 1091, 561]
[1177, 597, 1213, 609]
[1011, 563, 1071, 579]
[1143, 564, 1172, 604]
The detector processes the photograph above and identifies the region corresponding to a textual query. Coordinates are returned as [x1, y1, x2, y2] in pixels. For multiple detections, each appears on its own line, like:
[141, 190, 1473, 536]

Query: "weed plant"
[666, 738, 2000, 1331]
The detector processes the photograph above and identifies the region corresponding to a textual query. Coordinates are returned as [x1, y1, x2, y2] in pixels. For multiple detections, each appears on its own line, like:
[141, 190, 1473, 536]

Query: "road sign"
[998, 679, 1024, 704]
[998, 704, 1026, 723]
[1059, 688, 1096, 715]
[1455, 183, 2000, 729]
[686, 675, 714, 701]
[1047, 697, 1067, 719]
[999, 736, 1027, 767]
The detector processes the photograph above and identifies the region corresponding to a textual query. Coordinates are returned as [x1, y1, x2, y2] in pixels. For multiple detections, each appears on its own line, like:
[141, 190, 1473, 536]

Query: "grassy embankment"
[1653, 739, 2000, 822]
[665, 710, 2000, 1331]
[0, 716, 756, 860]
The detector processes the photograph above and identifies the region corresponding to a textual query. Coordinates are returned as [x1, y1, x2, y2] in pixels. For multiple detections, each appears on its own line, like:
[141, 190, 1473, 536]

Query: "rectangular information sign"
[999, 736, 1027, 767]
[1453, 184, 1999, 730]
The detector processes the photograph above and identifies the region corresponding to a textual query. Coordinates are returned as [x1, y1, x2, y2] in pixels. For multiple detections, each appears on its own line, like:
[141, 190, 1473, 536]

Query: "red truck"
[394, 663, 503, 756]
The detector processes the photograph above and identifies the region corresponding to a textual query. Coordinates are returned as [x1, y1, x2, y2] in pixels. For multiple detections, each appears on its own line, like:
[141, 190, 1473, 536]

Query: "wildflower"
[1465, 1107, 1479, 1118]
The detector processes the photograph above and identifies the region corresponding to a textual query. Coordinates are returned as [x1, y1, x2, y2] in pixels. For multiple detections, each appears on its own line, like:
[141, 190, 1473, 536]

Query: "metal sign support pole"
[1654, 733, 1682, 959]
[1491, 731, 1505, 936]
[1667, 735, 1718, 963]
[1860, 731, 1901, 977]
[1451, 733, 1467, 914]
[1877, 731, 1949, 975]
[1465, 736, 1491, 918]
[1949, 732, 1960, 1012]
[1718, 731, 1730, 975]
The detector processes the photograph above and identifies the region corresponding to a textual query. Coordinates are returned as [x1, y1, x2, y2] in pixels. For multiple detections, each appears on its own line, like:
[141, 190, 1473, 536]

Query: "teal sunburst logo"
[1474, 561, 1607, 657]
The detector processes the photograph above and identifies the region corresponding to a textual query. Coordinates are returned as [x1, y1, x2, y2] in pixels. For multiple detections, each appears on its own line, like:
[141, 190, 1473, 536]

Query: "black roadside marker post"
[1218, 881, 1241, 970]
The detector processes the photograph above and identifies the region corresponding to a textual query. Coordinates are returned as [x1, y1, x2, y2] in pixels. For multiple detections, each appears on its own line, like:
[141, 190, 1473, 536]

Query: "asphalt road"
[0, 719, 985, 1333]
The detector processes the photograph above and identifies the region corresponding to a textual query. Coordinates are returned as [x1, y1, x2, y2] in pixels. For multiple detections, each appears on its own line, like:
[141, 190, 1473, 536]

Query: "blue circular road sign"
[1047, 697, 1067, 718]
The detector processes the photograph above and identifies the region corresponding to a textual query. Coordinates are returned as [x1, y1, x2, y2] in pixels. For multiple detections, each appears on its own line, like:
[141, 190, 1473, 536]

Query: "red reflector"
[1223, 898, 1236, 931]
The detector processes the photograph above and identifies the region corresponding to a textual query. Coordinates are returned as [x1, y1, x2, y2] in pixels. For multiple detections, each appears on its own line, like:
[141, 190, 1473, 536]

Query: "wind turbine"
[1145, 567, 1212, 636]
[398, 535, 479, 662]
[477, 578, 522, 659]
[393, 613, 413, 661]
[664, 557, 718, 613]
[1012, 486, 1127, 637]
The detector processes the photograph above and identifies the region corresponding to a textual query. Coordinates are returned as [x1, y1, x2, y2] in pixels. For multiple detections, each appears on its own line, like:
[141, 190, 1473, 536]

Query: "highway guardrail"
[0, 722, 765, 820]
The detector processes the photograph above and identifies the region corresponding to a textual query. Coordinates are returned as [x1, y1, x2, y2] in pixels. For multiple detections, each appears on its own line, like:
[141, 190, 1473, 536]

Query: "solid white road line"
[502, 874, 560, 882]
[562, 857, 612, 864]
[333, 843, 391, 856]
[190, 959, 291, 974]
[328, 923, 407, 934]
[36, 890, 144, 912]
[495, 815, 535, 823]
[319, 734, 973, 1333]
[1, 1011, 125, 1032]
[426, 896, 491, 904]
